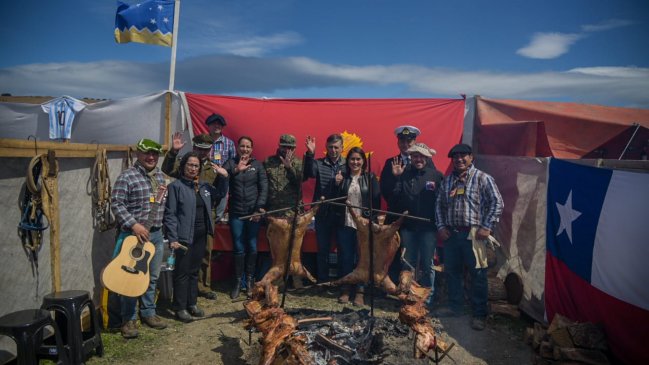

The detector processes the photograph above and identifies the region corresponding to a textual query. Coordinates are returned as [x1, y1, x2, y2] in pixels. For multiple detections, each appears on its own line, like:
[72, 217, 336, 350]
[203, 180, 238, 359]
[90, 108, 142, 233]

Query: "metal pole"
[238, 196, 347, 220]
[368, 155, 375, 318]
[619, 123, 640, 160]
[280, 186, 303, 308]
[168, 0, 181, 91]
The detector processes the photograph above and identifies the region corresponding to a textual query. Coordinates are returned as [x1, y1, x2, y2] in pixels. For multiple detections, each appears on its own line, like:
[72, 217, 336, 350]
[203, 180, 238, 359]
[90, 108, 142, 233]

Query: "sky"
[1, 0, 648, 108]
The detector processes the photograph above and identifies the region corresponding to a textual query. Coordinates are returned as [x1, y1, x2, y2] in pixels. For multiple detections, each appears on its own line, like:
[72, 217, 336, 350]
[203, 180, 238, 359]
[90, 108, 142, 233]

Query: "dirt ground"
[87, 282, 533, 365]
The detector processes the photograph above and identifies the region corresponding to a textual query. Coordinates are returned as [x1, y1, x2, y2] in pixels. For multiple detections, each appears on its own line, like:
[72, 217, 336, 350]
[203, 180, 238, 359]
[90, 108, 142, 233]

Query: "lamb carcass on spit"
[333, 206, 406, 293]
[257, 206, 319, 287]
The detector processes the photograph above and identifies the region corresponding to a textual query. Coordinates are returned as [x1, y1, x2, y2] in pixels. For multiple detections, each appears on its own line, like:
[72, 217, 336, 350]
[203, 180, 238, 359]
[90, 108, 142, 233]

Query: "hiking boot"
[352, 292, 365, 307]
[141, 315, 167, 329]
[175, 310, 192, 323]
[120, 320, 139, 339]
[433, 307, 463, 318]
[188, 305, 205, 317]
[338, 291, 350, 304]
[200, 290, 217, 300]
[471, 317, 486, 331]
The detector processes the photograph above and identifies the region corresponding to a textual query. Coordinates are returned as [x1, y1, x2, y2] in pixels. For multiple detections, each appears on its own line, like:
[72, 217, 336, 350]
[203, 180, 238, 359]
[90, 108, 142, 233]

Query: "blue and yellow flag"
[115, 0, 175, 47]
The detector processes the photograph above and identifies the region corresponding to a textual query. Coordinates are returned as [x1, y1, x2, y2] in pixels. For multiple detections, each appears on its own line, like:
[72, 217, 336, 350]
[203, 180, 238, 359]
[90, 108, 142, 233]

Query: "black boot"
[230, 254, 244, 299]
[245, 252, 257, 296]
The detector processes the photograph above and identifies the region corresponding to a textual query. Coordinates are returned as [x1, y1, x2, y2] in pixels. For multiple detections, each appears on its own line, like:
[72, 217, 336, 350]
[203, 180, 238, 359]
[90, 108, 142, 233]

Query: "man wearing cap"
[390, 142, 443, 301]
[264, 134, 303, 215]
[205, 113, 236, 222]
[264, 134, 305, 289]
[303, 134, 347, 284]
[435, 143, 503, 331]
[380, 125, 421, 286]
[111, 138, 168, 338]
[162, 131, 229, 300]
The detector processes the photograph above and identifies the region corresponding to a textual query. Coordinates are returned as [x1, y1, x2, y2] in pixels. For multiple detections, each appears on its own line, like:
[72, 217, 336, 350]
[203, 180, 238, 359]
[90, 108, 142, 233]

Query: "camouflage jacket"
[161, 150, 220, 186]
[263, 155, 303, 216]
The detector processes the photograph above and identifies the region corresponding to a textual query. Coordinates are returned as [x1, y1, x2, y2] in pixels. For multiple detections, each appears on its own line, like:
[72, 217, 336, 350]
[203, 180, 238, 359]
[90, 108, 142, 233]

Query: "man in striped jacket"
[435, 143, 503, 331]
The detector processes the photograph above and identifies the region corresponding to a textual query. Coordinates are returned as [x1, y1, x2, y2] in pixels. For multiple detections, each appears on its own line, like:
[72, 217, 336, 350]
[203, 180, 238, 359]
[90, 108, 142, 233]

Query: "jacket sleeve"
[211, 174, 228, 208]
[370, 173, 381, 210]
[435, 176, 449, 230]
[287, 158, 303, 184]
[380, 158, 396, 202]
[479, 173, 504, 230]
[302, 152, 317, 181]
[163, 183, 179, 243]
[255, 161, 268, 210]
[161, 151, 180, 178]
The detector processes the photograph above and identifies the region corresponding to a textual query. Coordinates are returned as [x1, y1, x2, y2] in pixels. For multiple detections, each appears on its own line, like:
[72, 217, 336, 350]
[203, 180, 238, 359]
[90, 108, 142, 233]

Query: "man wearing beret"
[205, 113, 236, 222]
[162, 132, 229, 300]
[111, 138, 168, 338]
[435, 143, 503, 331]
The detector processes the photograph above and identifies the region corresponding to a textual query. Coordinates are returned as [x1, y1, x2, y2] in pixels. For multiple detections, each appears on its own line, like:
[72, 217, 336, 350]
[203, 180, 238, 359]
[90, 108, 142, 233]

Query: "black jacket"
[334, 172, 381, 225]
[392, 163, 443, 230]
[164, 177, 227, 245]
[223, 156, 268, 216]
[303, 152, 347, 219]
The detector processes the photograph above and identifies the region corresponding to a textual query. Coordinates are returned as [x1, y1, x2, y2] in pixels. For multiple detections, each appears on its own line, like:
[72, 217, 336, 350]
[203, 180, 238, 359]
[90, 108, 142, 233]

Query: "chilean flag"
[546, 159, 649, 364]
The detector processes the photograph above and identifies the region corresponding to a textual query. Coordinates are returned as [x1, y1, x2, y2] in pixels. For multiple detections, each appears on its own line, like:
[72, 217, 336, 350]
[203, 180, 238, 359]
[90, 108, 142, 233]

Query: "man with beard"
[162, 132, 228, 300]
[111, 138, 168, 338]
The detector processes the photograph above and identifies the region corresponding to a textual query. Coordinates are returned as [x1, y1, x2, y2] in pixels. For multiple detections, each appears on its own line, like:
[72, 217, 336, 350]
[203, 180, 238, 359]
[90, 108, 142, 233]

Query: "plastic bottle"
[166, 249, 176, 271]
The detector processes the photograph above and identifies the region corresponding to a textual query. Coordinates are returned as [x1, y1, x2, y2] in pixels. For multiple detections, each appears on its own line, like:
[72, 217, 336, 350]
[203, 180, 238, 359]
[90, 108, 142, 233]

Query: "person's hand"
[280, 149, 294, 168]
[169, 241, 182, 249]
[131, 223, 150, 243]
[391, 156, 405, 176]
[171, 131, 185, 152]
[212, 163, 228, 177]
[437, 227, 451, 241]
[251, 208, 265, 222]
[335, 170, 343, 185]
[235, 156, 250, 173]
[305, 136, 316, 154]
[476, 227, 491, 241]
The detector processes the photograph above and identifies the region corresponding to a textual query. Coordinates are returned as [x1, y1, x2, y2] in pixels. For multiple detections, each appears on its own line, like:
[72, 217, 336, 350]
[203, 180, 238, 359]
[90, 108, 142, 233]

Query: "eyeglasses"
[186, 163, 200, 169]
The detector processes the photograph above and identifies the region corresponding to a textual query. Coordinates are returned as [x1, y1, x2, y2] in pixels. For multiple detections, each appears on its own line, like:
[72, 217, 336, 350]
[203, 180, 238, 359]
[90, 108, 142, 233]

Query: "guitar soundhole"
[131, 246, 143, 260]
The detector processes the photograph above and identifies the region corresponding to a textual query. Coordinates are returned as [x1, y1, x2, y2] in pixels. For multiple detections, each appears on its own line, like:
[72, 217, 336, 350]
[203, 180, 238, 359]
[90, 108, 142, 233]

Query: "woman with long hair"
[334, 146, 380, 306]
[164, 152, 227, 322]
[223, 136, 268, 299]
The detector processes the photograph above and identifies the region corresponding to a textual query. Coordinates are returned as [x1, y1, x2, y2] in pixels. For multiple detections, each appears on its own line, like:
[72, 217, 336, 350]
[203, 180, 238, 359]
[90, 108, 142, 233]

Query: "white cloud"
[2, 57, 648, 107]
[214, 32, 304, 57]
[581, 19, 633, 32]
[516, 32, 582, 59]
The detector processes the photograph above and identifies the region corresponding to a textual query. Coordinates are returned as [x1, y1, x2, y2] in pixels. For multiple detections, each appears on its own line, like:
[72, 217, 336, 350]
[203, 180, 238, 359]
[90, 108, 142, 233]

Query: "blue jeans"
[118, 229, 164, 321]
[444, 229, 488, 317]
[400, 227, 436, 288]
[336, 226, 357, 279]
[315, 215, 337, 282]
[229, 214, 261, 255]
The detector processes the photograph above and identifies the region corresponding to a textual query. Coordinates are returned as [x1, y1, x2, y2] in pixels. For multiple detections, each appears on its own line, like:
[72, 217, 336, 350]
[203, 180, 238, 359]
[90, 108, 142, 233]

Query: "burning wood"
[333, 207, 405, 293]
[258, 207, 320, 287]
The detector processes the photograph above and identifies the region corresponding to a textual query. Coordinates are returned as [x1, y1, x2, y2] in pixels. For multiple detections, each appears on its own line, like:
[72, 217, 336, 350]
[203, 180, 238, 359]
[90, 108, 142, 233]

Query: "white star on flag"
[150, 18, 156, 24]
[555, 190, 582, 244]
[158, 5, 163, 11]
[163, 17, 169, 23]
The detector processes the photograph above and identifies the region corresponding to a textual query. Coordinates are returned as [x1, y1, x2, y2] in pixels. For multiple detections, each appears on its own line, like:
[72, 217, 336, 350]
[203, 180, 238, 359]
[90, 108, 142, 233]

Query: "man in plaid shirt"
[435, 143, 503, 331]
[111, 138, 168, 339]
[206, 113, 236, 221]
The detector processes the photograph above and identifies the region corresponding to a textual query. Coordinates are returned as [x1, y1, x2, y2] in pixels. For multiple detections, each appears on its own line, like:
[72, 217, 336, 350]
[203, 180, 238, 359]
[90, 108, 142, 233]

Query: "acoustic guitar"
[101, 185, 166, 297]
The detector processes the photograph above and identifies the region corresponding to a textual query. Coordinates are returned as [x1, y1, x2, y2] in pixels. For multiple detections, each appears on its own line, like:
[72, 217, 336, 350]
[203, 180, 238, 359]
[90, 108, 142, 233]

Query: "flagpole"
[168, 0, 181, 91]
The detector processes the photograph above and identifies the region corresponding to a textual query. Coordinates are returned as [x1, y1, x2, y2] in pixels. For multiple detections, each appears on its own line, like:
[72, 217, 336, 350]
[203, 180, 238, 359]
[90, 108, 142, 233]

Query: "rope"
[88, 148, 115, 231]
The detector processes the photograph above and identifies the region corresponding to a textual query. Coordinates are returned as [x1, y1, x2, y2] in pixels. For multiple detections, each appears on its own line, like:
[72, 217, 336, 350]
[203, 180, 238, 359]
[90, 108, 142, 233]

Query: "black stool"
[40, 290, 103, 365]
[0, 308, 69, 365]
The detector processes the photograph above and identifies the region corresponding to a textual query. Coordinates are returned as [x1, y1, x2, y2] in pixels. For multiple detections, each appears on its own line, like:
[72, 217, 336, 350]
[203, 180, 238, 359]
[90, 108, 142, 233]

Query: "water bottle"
[166, 249, 176, 271]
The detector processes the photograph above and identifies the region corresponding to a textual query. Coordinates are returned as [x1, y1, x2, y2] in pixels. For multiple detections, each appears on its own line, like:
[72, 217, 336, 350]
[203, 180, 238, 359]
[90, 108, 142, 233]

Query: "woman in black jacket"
[334, 147, 381, 306]
[164, 152, 227, 322]
[391, 142, 443, 300]
[223, 136, 268, 299]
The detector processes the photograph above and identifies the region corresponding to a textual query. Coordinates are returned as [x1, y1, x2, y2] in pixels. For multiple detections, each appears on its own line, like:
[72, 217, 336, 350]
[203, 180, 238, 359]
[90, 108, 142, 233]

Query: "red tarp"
[475, 97, 649, 159]
[184, 93, 466, 205]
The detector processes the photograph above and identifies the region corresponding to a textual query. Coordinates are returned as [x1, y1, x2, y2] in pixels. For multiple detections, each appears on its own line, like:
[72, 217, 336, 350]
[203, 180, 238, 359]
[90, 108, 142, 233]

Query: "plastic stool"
[0, 308, 69, 365]
[40, 290, 103, 365]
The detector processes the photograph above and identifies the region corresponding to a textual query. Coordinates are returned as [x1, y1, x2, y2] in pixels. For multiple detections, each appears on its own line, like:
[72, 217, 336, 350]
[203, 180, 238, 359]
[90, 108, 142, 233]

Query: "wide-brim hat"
[407, 142, 433, 157]
[136, 138, 162, 153]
